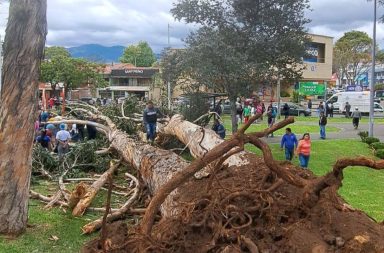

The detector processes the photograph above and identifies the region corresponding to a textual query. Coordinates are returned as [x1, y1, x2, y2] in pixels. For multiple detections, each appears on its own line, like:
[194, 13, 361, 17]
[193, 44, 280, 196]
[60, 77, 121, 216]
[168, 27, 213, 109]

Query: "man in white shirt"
[56, 123, 71, 159]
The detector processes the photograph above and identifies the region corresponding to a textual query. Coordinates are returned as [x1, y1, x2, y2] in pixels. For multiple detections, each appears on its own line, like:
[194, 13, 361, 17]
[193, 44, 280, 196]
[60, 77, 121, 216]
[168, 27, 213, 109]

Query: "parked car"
[272, 102, 311, 117]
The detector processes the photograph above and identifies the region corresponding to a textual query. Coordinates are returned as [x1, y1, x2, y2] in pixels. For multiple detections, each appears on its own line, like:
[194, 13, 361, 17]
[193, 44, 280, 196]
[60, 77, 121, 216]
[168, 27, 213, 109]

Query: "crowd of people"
[34, 109, 97, 159]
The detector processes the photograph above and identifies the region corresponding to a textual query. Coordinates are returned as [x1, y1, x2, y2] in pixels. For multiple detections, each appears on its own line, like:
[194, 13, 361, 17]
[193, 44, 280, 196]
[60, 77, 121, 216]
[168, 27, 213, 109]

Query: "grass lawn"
[0, 173, 132, 253]
[247, 139, 384, 221]
[221, 116, 341, 135]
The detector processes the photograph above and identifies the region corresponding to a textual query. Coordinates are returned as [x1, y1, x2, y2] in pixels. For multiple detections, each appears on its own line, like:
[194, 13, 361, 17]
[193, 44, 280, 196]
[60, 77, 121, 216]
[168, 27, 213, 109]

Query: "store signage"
[299, 82, 325, 95]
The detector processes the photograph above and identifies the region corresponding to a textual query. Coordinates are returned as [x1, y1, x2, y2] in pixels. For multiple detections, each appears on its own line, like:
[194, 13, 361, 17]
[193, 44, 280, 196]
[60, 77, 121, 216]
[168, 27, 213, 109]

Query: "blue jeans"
[285, 147, 294, 161]
[146, 122, 157, 142]
[299, 154, 310, 168]
[320, 125, 326, 139]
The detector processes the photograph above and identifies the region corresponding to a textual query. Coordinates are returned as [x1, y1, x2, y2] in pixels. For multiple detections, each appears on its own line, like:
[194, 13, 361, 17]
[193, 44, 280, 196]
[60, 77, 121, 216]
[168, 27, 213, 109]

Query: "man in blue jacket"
[212, 119, 226, 139]
[280, 128, 298, 161]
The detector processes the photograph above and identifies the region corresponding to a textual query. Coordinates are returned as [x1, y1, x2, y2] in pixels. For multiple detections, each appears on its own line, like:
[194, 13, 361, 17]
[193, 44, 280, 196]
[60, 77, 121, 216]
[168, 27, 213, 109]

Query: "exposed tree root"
[82, 173, 140, 234]
[72, 160, 121, 216]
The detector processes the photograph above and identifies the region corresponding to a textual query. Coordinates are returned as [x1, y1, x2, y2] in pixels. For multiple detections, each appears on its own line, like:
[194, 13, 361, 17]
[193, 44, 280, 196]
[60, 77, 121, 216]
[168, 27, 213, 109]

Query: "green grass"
[0, 200, 99, 253]
[294, 116, 384, 124]
[222, 118, 340, 135]
[0, 176, 131, 253]
[247, 139, 384, 221]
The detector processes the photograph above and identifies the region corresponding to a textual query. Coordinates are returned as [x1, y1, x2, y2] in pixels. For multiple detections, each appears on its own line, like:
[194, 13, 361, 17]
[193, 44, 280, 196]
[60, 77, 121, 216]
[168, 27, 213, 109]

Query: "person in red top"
[296, 133, 311, 168]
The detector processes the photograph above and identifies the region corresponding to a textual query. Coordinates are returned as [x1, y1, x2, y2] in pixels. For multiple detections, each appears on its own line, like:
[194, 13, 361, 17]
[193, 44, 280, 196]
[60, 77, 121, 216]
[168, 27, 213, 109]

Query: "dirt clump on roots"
[83, 155, 384, 253]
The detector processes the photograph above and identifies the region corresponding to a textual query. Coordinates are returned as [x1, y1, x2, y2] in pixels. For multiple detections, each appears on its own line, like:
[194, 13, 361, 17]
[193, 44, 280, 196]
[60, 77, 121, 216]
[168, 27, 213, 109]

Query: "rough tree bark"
[0, 0, 47, 235]
[161, 114, 251, 174]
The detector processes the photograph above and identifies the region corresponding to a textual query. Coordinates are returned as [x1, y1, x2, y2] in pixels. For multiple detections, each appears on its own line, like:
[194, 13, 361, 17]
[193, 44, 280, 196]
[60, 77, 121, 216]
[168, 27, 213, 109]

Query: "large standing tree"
[170, 0, 310, 132]
[334, 31, 372, 86]
[119, 41, 157, 67]
[0, 0, 47, 235]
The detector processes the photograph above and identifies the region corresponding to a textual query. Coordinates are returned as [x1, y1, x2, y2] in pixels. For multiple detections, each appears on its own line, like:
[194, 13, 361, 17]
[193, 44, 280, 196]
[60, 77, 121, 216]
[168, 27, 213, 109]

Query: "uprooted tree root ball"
[30, 105, 384, 253]
[82, 155, 384, 253]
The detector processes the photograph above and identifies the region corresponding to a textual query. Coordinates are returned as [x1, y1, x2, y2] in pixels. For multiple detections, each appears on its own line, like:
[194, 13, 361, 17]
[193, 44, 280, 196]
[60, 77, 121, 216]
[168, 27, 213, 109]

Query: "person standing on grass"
[319, 112, 327, 139]
[351, 107, 362, 129]
[243, 104, 251, 124]
[267, 104, 277, 137]
[280, 128, 298, 161]
[296, 133, 311, 169]
[282, 103, 290, 119]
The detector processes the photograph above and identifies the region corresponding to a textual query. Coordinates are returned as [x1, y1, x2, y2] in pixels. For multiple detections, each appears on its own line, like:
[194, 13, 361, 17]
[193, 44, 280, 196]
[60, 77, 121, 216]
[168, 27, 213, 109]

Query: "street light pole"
[369, 0, 377, 137]
[167, 23, 171, 110]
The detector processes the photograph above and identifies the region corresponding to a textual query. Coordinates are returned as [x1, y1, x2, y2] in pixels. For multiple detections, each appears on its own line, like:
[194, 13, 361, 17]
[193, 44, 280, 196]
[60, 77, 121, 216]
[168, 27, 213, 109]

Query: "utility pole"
[167, 23, 171, 110]
[369, 0, 377, 137]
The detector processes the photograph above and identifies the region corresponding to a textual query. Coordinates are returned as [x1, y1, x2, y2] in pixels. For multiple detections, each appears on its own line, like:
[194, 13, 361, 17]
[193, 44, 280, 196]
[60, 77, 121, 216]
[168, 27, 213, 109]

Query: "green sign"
[299, 82, 325, 95]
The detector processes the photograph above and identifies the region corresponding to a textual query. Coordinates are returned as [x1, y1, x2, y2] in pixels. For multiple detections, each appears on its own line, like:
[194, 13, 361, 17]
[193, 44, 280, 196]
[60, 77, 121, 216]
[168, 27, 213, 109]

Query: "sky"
[0, 0, 384, 53]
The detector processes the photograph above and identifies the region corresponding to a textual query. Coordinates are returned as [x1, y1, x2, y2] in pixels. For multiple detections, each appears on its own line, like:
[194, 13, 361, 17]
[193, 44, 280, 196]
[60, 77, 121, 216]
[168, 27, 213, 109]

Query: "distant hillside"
[67, 44, 125, 63]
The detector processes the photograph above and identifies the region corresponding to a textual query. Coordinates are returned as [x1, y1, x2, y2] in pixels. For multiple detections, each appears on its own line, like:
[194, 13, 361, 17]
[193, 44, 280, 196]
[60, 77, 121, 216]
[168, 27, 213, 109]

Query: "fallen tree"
[80, 114, 384, 253]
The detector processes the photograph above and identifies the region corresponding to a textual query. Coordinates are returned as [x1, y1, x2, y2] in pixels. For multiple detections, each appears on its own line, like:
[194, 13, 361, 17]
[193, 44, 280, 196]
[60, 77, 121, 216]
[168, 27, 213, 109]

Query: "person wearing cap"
[56, 123, 71, 158]
[351, 107, 362, 129]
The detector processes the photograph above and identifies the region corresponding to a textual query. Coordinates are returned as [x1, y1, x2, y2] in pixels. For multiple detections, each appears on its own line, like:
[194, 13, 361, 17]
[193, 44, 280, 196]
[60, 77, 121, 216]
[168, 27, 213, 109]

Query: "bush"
[371, 142, 384, 150]
[280, 90, 290, 98]
[364, 137, 380, 145]
[357, 131, 369, 142]
[375, 149, 384, 159]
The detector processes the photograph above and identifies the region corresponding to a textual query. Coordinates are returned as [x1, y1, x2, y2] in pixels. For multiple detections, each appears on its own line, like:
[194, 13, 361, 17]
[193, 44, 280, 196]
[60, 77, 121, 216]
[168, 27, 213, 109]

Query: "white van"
[326, 91, 383, 114]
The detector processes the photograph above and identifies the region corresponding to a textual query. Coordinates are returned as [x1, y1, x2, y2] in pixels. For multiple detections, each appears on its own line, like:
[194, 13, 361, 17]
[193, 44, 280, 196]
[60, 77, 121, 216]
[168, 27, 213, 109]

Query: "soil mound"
[83, 155, 384, 253]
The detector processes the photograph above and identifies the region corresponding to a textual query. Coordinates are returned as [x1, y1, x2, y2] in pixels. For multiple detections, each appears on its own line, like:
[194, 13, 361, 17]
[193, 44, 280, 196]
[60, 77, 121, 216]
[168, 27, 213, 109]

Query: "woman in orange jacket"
[296, 133, 311, 169]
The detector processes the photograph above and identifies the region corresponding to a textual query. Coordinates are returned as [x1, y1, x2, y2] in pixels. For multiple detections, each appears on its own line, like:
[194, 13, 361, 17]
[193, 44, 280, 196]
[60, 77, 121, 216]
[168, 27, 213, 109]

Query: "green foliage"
[291, 90, 300, 103]
[32, 145, 59, 173]
[178, 93, 210, 122]
[32, 138, 111, 179]
[375, 149, 384, 159]
[371, 142, 384, 150]
[358, 131, 369, 142]
[44, 46, 70, 60]
[364, 137, 380, 145]
[120, 41, 156, 67]
[280, 90, 291, 98]
[375, 83, 384, 91]
[40, 54, 107, 93]
[171, 0, 310, 131]
[100, 96, 142, 134]
[334, 31, 372, 85]
[66, 139, 111, 176]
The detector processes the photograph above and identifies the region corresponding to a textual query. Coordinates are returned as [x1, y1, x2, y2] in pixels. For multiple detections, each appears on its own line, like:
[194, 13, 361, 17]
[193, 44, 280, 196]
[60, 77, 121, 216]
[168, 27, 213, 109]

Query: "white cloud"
[0, 0, 384, 52]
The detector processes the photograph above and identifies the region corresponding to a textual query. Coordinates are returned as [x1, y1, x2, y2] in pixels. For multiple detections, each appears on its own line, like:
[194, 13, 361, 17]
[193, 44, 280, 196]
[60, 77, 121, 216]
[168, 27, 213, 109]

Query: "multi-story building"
[294, 34, 333, 98]
[96, 63, 161, 101]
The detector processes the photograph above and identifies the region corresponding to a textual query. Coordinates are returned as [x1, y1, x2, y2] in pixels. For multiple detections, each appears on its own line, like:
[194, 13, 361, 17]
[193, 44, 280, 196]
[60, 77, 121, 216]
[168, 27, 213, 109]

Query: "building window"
[304, 42, 326, 63]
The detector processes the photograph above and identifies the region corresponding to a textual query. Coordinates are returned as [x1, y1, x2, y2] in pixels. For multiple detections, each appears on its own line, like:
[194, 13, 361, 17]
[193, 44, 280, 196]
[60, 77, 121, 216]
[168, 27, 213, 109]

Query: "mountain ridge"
[67, 44, 161, 64]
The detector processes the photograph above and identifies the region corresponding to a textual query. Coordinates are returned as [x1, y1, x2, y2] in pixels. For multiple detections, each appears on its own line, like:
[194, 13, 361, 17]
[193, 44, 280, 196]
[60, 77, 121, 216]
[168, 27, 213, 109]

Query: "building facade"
[97, 63, 161, 101]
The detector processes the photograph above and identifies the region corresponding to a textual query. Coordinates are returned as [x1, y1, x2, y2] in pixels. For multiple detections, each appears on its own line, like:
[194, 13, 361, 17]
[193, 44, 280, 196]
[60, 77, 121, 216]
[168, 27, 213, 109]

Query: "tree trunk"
[0, 0, 47, 235]
[230, 97, 238, 133]
[109, 130, 190, 216]
[162, 114, 250, 168]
